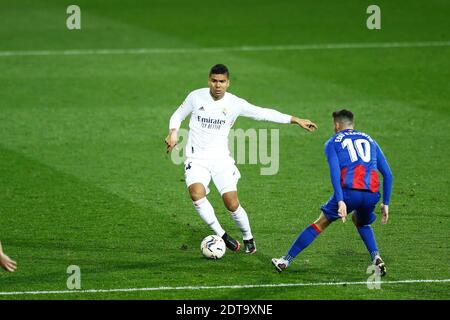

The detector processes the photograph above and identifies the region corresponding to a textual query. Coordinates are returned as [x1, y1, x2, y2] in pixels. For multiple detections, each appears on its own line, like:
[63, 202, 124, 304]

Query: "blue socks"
[283, 223, 379, 264]
[357, 225, 379, 261]
[285, 224, 321, 263]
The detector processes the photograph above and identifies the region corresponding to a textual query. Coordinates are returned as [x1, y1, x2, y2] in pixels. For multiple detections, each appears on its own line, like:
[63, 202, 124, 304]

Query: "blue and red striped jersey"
[324, 129, 393, 204]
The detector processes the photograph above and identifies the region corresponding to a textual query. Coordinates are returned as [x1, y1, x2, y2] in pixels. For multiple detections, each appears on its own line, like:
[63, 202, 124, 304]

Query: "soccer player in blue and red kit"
[272, 109, 393, 276]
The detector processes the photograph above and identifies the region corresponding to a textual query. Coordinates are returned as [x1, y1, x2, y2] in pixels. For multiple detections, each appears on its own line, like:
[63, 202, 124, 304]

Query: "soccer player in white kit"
[165, 64, 317, 254]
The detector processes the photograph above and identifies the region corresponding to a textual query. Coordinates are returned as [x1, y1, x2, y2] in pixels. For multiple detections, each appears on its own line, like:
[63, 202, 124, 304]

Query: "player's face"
[208, 74, 230, 100]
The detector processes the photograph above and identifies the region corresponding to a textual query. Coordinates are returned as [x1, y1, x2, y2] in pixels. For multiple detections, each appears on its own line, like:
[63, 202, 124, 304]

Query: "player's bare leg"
[222, 191, 239, 212]
[272, 212, 330, 272]
[351, 213, 358, 226]
[188, 183, 206, 201]
[313, 212, 332, 232]
[222, 191, 255, 253]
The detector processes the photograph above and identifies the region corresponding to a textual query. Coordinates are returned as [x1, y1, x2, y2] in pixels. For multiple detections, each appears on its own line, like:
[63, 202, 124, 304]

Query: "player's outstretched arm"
[238, 101, 317, 131]
[290, 116, 318, 132]
[0, 241, 17, 272]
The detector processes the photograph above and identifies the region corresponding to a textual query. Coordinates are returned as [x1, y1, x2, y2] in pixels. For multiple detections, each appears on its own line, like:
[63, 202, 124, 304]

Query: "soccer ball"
[200, 235, 226, 259]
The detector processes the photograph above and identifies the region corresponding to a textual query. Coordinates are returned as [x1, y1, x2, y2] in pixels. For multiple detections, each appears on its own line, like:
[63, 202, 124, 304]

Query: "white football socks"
[230, 205, 253, 240]
[193, 197, 225, 237]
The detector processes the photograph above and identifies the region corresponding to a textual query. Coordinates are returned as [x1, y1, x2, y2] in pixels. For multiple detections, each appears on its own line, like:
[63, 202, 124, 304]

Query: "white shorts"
[184, 157, 241, 196]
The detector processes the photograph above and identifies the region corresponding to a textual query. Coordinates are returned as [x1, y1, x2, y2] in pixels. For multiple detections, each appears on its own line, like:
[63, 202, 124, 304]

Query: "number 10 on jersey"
[342, 138, 371, 163]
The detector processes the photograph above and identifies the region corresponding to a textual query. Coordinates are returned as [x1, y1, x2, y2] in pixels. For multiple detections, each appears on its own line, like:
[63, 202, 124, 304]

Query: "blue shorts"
[321, 189, 381, 225]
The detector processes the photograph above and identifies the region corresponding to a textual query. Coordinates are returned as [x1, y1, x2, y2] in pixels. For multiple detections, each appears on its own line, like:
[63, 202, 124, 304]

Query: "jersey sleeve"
[238, 99, 292, 124]
[376, 143, 393, 205]
[325, 140, 344, 202]
[169, 92, 195, 130]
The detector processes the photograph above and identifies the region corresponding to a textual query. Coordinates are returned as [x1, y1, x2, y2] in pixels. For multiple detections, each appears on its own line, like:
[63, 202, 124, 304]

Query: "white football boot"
[271, 257, 290, 273]
[373, 255, 387, 277]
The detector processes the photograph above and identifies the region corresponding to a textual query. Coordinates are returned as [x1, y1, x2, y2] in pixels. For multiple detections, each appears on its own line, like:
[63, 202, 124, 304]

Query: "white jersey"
[169, 88, 292, 160]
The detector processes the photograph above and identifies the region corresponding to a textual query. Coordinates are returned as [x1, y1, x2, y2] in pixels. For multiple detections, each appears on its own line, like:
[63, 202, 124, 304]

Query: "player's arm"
[165, 93, 194, 153]
[325, 141, 347, 222]
[239, 101, 317, 132]
[376, 144, 393, 224]
[290, 116, 318, 132]
[0, 241, 17, 272]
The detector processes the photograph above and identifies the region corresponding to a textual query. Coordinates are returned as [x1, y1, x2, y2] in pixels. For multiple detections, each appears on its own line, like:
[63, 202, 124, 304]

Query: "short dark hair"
[332, 109, 354, 124]
[209, 64, 229, 78]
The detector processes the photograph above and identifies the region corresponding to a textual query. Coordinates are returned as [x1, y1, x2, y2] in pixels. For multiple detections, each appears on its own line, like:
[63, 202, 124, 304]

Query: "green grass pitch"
[0, 0, 449, 300]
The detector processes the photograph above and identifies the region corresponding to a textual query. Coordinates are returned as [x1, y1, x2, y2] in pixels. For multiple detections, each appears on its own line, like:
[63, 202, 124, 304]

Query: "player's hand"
[338, 201, 347, 223]
[0, 253, 17, 272]
[291, 117, 318, 132]
[164, 129, 178, 153]
[381, 204, 389, 225]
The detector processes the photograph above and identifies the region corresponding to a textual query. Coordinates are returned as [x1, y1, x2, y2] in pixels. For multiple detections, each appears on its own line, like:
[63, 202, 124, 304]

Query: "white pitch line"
[0, 279, 449, 296]
[0, 41, 449, 57]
